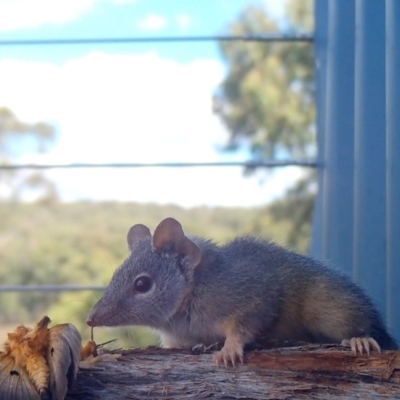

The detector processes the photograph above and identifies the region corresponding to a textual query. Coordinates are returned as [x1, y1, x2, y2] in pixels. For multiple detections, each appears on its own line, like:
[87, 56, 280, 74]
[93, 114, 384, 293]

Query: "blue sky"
[1, 0, 286, 63]
[0, 0, 305, 207]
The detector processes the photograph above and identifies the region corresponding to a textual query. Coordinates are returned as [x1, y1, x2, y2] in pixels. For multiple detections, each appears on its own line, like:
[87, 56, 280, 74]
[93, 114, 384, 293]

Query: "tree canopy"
[214, 0, 315, 160]
[214, 0, 316, 249]
[0, 107, 56, 201]
[0, 107, 54, 154]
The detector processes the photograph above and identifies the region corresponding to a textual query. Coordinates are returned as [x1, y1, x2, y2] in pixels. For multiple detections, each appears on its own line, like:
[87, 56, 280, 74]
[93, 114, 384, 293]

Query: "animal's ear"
[127, 224, 151, 252]
[153, 218, 201, 270]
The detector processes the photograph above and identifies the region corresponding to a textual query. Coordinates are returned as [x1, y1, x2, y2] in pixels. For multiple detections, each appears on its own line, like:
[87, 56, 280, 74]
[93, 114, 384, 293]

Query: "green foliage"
[269, 170, 316, 251]
[0, 107, 54, 156]
[0, 200, 308, 347]
[0, 107, 57, 202]
[214, 0, 315, 160]
[213, 0, 316, 249]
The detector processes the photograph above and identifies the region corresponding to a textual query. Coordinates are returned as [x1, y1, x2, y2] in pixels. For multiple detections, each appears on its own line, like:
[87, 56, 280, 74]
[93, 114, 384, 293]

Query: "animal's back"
[208, 236, 397, 350]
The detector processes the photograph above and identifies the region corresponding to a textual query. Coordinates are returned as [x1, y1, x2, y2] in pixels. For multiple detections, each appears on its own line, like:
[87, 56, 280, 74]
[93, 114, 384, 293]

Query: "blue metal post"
[353, 1, 386, 317]
[386, 0, 400, 342]
[322, 0, 355, 276]
[311, 0, 328, 259]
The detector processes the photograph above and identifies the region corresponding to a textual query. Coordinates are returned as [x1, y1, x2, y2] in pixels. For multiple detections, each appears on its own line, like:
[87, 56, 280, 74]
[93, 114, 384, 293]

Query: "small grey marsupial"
[87, 217, 398, 366]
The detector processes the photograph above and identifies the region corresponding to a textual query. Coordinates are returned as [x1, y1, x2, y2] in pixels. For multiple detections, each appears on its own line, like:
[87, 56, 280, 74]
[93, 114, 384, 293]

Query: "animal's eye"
[133, 275, 152, 293]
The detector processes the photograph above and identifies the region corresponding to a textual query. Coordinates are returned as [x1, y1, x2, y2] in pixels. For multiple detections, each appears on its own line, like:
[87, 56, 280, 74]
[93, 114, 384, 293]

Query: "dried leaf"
[80, 341, 98, 361]
[0, 317, 82, 400]
[47, 323, 81, 400]
[0, 353, 41, 400]
[79, 333, 120, 369]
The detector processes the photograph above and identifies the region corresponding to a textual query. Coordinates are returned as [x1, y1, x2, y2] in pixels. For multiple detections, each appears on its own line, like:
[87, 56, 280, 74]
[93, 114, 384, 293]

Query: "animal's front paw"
[341, 337, 381, 354]
[214, 338, 244, 367]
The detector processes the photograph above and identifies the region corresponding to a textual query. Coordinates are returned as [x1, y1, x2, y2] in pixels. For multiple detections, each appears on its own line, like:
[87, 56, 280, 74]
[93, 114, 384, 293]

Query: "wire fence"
[0, 30, 315, 293]
[0, 159, 317, 170]
[0, 33, 313, 46]
[0, 285, 106, 292]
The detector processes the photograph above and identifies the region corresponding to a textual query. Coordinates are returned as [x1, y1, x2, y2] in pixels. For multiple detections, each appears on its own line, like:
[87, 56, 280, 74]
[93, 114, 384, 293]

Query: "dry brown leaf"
[80, 340, 98, 361]
[0, 316, 81, 400]
[47, 323, 81, 400]
[79, 329, 120, 368]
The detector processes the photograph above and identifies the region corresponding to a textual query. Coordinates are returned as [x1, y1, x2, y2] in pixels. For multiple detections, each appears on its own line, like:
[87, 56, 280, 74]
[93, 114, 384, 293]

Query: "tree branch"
[67, 343, 400, 399]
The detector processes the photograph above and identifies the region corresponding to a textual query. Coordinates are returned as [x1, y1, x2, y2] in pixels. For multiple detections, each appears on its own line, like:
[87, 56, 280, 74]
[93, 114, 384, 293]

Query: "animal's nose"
[86, 315, 98, 327]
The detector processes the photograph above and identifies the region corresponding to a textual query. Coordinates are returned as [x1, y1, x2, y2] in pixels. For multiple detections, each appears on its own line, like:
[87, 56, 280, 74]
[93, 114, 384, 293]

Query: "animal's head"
[87, 218, 201, 329]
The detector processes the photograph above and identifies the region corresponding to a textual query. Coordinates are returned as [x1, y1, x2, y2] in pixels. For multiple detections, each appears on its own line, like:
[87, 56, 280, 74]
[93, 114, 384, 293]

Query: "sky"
[0, 0, 306, 208]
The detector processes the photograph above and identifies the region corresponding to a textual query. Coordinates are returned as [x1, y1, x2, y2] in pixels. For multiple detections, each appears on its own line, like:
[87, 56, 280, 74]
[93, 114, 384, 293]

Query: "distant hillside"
[0, 200, 311, 346]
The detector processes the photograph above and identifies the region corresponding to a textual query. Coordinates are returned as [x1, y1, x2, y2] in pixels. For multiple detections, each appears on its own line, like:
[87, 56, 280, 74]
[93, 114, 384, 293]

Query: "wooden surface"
[67, 343, 400, 399]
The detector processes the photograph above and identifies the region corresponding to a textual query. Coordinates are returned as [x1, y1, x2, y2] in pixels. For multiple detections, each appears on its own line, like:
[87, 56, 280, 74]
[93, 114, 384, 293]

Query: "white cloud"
[0, 0, 97, 31]
[176, 14, 192, 31]
[0, 0, 137, 32]
[0, 52, 301, 207]
[137, 14, 168, 31]
[263, 0, 288, 22]
[112, 0, 136, 3]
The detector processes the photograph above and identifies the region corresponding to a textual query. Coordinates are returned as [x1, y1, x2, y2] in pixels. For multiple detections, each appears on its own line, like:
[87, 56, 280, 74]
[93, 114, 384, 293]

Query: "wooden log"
[67, 343, 400, 399]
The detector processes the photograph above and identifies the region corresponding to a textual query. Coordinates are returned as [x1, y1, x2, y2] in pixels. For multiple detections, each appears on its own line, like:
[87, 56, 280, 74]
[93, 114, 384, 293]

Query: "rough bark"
[66, 343, 400, 400]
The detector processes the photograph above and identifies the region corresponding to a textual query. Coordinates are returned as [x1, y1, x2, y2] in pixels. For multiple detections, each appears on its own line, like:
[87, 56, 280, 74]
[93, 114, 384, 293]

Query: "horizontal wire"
[0, 285, 106, 292]
[0, 33, 314, 47]
[0, 160, 317, 170]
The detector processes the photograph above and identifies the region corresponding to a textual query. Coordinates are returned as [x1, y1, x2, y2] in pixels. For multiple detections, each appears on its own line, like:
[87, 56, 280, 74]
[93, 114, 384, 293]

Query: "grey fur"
[87, 219, 398, 353]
